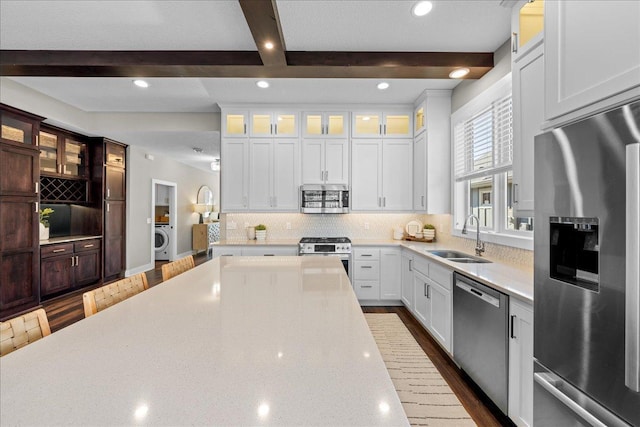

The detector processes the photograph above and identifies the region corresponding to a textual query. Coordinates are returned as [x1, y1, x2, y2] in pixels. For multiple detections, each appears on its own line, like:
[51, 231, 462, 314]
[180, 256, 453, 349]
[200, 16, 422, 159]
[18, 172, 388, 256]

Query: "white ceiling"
[0, 0, 512, 172]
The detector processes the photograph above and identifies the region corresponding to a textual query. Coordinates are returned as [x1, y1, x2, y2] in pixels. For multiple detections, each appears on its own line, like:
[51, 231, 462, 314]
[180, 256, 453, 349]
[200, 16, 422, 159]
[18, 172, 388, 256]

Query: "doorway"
[151, 179, 177, 263]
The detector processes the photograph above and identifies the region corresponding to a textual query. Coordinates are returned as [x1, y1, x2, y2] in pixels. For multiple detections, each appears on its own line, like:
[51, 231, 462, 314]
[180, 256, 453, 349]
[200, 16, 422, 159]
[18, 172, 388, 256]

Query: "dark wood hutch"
[0, 103, 127, 320]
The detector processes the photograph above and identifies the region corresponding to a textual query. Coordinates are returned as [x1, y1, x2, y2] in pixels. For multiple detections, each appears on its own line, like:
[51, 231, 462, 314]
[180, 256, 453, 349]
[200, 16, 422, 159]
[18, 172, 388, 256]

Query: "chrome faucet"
[462, 214, 485, 256]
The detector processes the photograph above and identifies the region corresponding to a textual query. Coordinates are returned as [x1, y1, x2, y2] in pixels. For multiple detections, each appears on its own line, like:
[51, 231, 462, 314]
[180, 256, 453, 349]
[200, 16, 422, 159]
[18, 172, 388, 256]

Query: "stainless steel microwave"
[300, 184, 349, 214]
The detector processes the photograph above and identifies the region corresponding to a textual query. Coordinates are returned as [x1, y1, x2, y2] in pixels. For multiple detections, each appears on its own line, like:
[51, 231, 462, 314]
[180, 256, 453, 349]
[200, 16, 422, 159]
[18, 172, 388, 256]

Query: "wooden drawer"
[354, 260, 380, 280]
[353, 248, 380, 261]
[74, 239, 101, 253]
[41, 243, 74, 259]
[354, 280, 379, 300]
[428, 261, 452, 290]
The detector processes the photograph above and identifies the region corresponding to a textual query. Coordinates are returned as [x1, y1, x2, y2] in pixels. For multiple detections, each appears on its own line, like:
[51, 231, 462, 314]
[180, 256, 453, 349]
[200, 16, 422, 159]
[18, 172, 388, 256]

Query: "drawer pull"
[83, 244, 95, 248]
[361, 254, 373, 257]
[52, 249, 66, 253]
[361, 285, 373, 288]
[360, 266, 373, 269]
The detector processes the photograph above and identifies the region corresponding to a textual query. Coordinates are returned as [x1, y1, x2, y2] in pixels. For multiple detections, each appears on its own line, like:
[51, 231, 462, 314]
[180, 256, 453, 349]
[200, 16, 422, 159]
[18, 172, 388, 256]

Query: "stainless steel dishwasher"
[453, 272, 509, 414]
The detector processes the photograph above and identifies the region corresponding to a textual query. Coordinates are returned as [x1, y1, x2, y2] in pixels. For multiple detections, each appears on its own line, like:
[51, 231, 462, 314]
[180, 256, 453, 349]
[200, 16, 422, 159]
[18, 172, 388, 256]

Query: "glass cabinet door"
[352, 113, 382, 137]
[384, 113, 412, 137]
[224, 112, 248, 137]
[251, 113, 272, 137]
[63, 138, 86, 177]
[414, 105, 426, 134]
[304, 113, 324, 136]
[39, 131, 59, 174]
[1, 113, 36, 145]
[326, 113, 347, 137]
[273, 113, 297, 137]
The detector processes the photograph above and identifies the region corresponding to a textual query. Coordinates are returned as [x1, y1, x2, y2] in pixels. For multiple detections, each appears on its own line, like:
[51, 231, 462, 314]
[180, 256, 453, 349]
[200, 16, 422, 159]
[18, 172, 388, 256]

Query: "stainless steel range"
[298, 237, 351, 278]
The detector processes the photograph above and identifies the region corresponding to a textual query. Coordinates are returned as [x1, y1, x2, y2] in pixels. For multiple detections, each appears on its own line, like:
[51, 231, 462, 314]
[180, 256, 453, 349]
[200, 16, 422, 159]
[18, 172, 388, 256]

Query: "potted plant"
[39, 207, 55, 241]
[255, 224, 267, 241]
[423, 224, 436, 241]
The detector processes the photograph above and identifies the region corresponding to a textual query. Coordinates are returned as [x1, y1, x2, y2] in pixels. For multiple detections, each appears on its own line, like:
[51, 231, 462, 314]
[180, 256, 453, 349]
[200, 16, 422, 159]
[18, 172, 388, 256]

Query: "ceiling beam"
[239, 0, 287, 67]
[0, 50, 493, 79]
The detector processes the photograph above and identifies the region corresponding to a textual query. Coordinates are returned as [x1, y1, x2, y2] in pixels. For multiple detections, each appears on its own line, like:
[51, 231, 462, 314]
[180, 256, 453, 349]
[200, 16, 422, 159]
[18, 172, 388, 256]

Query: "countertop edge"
[40, 235, 103, 246]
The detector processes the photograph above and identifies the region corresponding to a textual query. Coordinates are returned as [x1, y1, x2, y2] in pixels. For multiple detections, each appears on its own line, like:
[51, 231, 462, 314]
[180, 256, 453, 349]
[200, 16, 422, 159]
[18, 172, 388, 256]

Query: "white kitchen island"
[0, 257, 408, 426]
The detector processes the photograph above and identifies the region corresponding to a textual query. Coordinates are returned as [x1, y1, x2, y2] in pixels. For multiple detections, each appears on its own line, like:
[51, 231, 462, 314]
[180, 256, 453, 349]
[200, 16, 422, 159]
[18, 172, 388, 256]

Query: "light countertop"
[0, 257, 408, 426]
[40, 235, 102, 246]
[215, 239, 533, 303]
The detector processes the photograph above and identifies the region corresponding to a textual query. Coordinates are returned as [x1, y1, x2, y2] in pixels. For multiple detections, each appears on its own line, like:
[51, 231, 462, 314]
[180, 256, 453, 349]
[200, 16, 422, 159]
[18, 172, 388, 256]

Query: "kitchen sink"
[427, 250, 492, 264]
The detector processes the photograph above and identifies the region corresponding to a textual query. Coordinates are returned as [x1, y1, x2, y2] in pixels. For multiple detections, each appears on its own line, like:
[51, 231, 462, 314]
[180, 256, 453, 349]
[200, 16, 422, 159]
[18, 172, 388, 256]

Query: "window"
[452, 75, 533, 249]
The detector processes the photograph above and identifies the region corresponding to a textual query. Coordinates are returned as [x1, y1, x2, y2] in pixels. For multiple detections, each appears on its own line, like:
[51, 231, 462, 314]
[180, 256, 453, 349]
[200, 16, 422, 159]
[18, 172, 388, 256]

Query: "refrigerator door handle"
[626, 142, 640, 392]
[534, 372, 608, 427]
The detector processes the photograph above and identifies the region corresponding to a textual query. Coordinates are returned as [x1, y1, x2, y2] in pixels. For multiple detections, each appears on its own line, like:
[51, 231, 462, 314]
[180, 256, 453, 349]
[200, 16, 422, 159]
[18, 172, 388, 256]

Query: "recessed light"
[256, 80, 270, 89]
[412, 1, 433, 17]
[449, 67, 470, 79]
[264, 41, 274, 50]
[377, 82, 390, 90]
[133, 79, 149, 88]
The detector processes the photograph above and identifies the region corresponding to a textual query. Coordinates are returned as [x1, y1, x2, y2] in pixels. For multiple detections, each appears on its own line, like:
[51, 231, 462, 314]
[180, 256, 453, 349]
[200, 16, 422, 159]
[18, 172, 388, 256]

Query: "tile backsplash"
[221, 213, 431, 240]
[220, 212, 533, 271]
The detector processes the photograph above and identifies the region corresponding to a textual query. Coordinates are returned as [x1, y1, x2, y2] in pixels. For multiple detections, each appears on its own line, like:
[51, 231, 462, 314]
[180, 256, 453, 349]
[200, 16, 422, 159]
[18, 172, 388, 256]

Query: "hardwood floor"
[40, 256, 509, 427]
[363, 306, 514, 427]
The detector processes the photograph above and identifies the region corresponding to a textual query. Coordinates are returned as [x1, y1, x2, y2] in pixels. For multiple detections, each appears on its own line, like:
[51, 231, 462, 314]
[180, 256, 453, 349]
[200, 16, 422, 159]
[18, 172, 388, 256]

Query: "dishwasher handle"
[456, 280, 500, 308]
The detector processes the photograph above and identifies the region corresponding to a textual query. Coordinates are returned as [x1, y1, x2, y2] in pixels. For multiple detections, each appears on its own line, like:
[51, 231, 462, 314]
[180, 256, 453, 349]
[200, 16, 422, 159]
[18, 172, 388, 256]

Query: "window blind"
[454, 94, 513, 181]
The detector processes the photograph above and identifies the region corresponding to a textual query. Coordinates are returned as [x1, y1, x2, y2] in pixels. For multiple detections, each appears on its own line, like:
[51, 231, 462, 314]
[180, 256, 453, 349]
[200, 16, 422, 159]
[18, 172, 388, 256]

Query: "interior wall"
[127, 145, 219, 272]
[451, 38, 512, 112]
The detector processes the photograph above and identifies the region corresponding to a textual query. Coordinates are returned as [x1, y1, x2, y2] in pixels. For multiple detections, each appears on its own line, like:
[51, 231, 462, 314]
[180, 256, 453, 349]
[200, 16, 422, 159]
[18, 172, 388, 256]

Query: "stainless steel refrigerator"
[534, 100, 640, 426]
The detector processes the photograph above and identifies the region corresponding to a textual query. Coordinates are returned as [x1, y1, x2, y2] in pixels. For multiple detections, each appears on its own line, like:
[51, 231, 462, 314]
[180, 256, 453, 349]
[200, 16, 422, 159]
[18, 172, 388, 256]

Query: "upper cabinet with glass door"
[302, 112, 349, 138]
[511, 0, 544, 60]
[250, 111, 299, 138]
[352, 112, 413, 138]
[39, 127, 88, 178]
[0, 106, 42, 147]
[414, 103, 426, 136]
[222, 110, 249, 137]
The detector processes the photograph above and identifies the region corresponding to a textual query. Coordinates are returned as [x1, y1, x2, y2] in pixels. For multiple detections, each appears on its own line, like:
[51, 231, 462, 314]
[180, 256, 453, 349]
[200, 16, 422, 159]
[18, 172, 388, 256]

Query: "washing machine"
[155, 225, 171, 261]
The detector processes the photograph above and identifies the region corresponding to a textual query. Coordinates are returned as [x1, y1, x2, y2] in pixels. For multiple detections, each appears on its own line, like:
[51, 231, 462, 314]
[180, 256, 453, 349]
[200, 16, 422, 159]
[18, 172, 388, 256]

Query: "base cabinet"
[40, 239, 101, 298]
[508, 298, 534, 427]
[353, 247, 401, 303]
[212, 245, 297, 257]
[410, 256, 453, 353]
[400, 251, 414, 308]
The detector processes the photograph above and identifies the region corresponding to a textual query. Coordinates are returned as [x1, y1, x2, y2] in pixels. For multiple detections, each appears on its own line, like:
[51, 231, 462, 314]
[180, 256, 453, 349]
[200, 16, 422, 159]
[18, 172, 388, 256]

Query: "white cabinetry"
[351, 139, 412, 211]
[508, 298, 534, 427]
[401, 250, 414, 308]
[352, 247, 401, 303]
[222, 110, 249, 137]
[380, 248, 401, 300]
[352, 112, 413, 138]
[221, 139, 249, 211]
[301, 139, 349, 184]
[413, 92, 451, 213]
[512, 43, 544, 216]
[510, 0, 543, 62]
[412, 257, 453, 353]
[248, 139, 299, 211]
[250, 111, 299, 138]
[302, 112, 348, 138]
[544, 1, 640, 127]
[212, 245, 297, 257]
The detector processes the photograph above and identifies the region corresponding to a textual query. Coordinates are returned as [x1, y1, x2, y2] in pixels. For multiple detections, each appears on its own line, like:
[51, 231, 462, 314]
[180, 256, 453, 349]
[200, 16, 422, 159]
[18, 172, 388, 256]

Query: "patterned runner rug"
[365, 313, 476, 426]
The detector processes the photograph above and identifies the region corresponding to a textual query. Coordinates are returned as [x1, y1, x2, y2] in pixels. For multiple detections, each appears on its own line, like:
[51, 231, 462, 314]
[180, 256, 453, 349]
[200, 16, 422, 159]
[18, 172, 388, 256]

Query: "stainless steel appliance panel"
[300, 184, 349, 213]
[534, 100, 640, 426]
[453, 273, 509, 414]
[534, 361, 630, 427]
